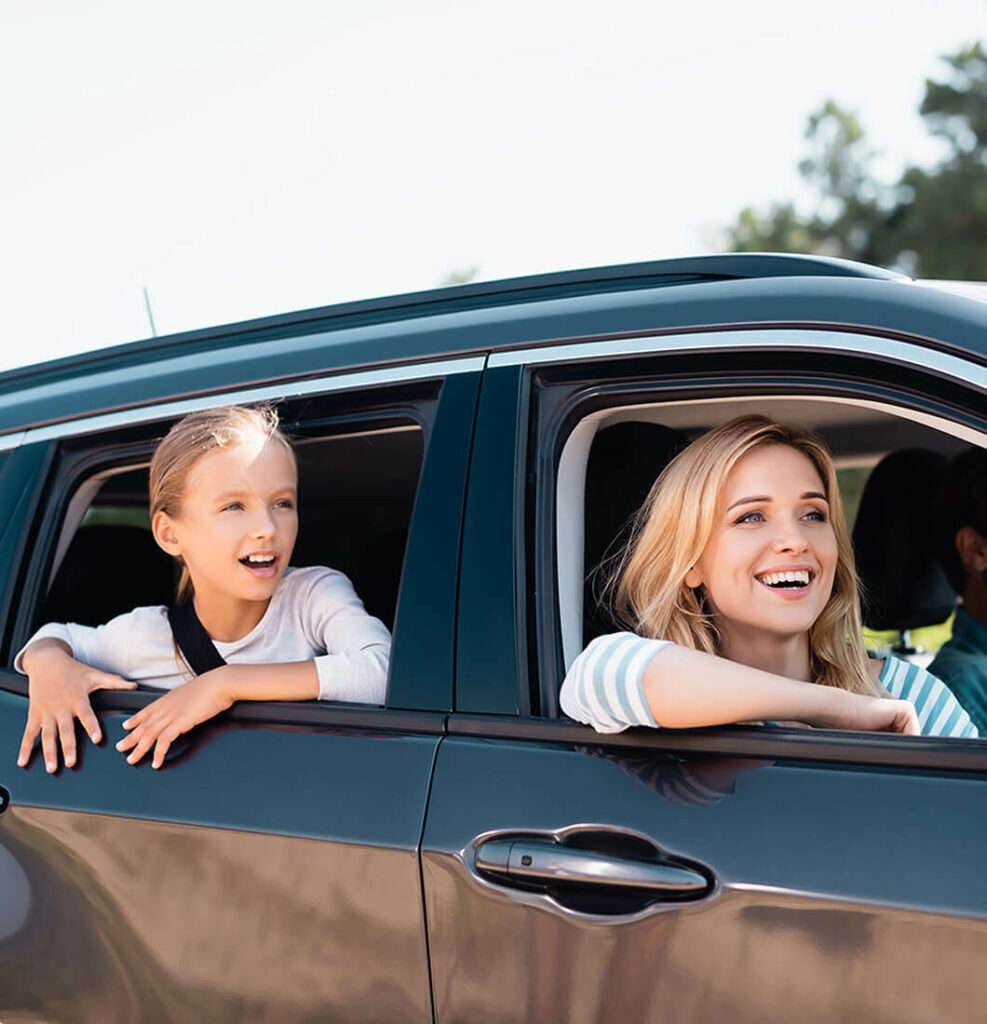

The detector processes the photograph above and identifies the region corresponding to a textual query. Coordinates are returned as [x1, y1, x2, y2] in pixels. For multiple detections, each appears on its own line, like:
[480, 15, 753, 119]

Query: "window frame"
[510, 326, 987, 770]
[1, 357, 484, 724]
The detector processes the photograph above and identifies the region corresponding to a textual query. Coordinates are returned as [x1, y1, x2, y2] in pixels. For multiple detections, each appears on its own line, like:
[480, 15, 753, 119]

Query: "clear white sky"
[2, 1, 984, 370]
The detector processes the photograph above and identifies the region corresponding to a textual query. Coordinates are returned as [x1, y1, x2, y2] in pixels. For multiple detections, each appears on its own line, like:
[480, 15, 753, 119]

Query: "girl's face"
[684, 444, 838, 643]
[154, 438, 298, 610]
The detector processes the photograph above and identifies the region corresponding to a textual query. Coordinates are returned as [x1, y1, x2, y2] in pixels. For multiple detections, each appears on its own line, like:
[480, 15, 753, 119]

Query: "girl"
[561, 415, 977, 738]
[16, 405, 391, 773]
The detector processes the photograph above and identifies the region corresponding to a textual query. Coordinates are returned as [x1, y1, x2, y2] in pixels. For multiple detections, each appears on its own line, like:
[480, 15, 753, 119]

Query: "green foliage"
[727, 42, 987, 279]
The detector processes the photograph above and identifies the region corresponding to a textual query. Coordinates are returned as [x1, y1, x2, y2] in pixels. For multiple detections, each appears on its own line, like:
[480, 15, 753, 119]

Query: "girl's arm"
[116, 661, 320, 769]
[560, 634, 919, 735]
[18, 638, 137, 772]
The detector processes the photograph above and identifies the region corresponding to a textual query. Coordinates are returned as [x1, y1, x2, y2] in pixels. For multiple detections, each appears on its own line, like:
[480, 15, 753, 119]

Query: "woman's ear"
[152, 510, 182, 556]
[956, 526, 987, 575]
[684, 564, 703, 589]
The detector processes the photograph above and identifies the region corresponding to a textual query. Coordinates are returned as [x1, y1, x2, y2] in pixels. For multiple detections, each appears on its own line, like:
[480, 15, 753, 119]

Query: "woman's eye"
[275, 499, 295, 510]
[804, 508, 828, 522]
[735, 510, 764, 524]
[221, 502, 244, 512]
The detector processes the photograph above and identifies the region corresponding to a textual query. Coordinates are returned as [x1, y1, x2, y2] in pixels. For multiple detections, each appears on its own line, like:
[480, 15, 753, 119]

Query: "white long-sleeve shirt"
[15, 566, 390, 704]
[560, 632, 978, 738]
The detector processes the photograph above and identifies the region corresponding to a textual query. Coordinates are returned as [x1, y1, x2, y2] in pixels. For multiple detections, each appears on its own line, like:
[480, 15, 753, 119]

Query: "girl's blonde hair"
[149, 404, 294, 604]
[613, 414, 877, 695]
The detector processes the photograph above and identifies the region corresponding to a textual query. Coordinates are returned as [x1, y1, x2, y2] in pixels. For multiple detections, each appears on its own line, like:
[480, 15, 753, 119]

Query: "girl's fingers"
[57, 713, 77, 768]
[124, 730, 157, 766]
[17, 719, 40, 767]
[40, 720, 58, 773]
[78, 705, 101, 745]
[151, 727, 181, 769]
[95, 674, 137, 691]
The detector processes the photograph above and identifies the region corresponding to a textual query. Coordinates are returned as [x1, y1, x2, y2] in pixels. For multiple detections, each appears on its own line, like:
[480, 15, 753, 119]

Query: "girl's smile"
[153, 438, 299, 639]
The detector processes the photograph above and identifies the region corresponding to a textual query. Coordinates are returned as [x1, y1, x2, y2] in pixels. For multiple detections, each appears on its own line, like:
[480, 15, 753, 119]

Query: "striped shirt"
[560, 632, 979, 739]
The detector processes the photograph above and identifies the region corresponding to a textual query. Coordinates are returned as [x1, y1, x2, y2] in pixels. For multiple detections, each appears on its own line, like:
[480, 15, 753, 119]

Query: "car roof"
[2, 253, 986, 438]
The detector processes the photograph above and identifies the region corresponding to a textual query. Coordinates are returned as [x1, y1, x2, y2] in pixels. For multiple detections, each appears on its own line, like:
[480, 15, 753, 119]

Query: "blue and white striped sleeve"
[559, 632, 672, 733]
[880, 656, 979, 738]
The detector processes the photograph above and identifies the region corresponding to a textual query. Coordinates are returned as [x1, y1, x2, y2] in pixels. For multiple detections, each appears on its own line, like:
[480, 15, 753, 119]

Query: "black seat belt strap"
[167, 602, 227, 676]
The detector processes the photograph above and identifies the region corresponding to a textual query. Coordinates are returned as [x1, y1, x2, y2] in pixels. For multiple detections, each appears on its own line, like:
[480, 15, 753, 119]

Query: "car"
[0, 252, 985, 1022]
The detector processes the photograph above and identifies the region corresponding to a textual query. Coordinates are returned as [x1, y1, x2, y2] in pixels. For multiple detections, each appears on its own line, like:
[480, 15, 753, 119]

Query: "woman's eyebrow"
[727, 490, 828, 511]
[727, 495, 770, 511]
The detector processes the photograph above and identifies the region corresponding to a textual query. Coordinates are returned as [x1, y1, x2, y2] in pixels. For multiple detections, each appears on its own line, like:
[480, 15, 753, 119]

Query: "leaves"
[726, 42, 987, 280]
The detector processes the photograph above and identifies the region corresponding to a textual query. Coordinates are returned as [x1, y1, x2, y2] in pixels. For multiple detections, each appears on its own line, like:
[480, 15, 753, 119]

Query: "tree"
[727, 42, 987, 279]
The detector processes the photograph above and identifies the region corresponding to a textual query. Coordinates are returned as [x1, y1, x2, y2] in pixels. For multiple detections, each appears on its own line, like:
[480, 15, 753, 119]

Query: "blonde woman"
[16, 405, 391, 773]
[561, 416, 976, 738]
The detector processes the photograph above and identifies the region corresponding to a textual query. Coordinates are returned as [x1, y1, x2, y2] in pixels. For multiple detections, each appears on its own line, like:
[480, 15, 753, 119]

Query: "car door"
[0, 361, 481, 1022]
[422, 339, 987, 1024]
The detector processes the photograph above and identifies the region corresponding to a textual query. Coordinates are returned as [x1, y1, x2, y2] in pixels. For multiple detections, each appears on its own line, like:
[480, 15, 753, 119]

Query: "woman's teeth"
[758, 570, 810, 588]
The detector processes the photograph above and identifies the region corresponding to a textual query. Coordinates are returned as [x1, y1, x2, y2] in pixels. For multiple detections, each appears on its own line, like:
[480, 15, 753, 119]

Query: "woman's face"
[685, 444, 838, 642]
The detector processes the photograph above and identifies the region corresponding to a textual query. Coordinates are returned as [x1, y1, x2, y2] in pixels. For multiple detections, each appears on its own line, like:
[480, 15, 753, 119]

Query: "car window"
[9, 383, 432, 706]
[563, 395, 975, 667]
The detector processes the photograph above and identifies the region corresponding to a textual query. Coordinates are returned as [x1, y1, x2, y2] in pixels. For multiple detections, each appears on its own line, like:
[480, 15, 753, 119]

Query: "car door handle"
[475, 838, 709, 897]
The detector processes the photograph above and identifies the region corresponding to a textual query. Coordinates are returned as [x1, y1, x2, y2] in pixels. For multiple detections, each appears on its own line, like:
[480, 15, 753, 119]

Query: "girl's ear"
[152, 510, 182, 556]
[684, 564, 703, 589]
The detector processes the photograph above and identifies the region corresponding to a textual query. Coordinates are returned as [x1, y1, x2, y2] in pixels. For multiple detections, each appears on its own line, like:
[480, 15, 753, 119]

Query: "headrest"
[583, 421, 688, 643]
[852, 449, 956, 631]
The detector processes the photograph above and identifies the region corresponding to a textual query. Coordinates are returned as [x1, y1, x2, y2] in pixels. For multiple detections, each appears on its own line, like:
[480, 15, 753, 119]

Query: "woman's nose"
[772, 520, 810, 553]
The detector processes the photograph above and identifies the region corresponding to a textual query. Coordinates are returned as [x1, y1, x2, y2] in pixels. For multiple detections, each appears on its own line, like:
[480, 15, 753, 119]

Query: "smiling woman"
[559, 415, 977, 738]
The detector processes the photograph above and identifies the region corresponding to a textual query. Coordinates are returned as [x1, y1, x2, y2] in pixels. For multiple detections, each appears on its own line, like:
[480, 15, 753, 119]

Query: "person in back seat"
[15, 405, 390, 774]
[561, 416, 976, 738]
[929, 446, 987, 734]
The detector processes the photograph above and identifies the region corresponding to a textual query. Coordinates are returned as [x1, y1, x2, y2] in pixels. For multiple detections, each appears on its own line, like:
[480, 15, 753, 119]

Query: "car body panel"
[422, 734, 987, 1024]
[0, 689, 440, 1022]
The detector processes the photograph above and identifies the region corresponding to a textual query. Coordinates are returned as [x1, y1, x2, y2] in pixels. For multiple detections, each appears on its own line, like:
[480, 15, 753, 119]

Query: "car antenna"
[143, 285, 158, 338]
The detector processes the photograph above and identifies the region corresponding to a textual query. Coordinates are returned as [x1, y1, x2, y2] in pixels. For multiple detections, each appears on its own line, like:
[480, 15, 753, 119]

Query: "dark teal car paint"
[1, 254, 986, 1022]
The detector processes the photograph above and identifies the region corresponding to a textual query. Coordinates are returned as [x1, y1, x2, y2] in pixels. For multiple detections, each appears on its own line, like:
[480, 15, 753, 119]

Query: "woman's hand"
[18, 640, 137, 773]
[116, 670, 234, 769]
[809, 689, 921, 734]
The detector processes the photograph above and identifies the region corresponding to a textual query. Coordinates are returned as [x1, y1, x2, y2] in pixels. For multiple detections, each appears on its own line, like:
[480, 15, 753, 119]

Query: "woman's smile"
[686, 444, 838, 647]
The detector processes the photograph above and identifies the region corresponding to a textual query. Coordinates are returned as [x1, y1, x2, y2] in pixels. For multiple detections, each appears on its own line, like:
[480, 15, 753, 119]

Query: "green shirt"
[928, 608, 987, 735]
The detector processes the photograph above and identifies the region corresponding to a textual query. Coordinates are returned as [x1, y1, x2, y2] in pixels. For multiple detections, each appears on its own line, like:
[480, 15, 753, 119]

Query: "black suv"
[1, 254, 985, 1022]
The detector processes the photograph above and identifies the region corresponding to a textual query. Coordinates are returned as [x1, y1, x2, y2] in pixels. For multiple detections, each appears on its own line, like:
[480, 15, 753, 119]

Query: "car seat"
[39, 524, 177, 628]
[851, 448, 956, 653]
[583, 421, 688, 644]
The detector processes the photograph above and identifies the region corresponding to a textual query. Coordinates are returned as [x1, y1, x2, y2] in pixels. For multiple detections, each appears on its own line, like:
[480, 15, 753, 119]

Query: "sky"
[2, 1, 985, 371]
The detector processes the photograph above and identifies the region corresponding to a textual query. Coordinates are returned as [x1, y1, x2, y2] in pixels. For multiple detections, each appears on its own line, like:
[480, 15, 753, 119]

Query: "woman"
[561, 415, 976, 738]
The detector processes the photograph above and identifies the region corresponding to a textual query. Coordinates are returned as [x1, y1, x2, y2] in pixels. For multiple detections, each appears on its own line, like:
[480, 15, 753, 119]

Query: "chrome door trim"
[488, 327, 987, 393]
[20, 355, 487, 444]
[0, 431, 26, 453]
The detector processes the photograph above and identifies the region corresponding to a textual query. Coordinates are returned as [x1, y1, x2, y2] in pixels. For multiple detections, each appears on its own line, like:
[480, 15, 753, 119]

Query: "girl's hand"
[116, 671, 234, 769]
[18, 640, 137, 773]
[808, 690, 921, 735]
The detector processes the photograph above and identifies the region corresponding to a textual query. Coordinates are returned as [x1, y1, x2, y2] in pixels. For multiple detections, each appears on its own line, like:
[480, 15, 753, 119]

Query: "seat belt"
[167, 602, 227, 676]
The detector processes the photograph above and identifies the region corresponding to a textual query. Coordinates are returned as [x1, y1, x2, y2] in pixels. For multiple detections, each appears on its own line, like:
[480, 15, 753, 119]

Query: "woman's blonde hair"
[613, 414, 877, 695]
[149, 404, 295, 604]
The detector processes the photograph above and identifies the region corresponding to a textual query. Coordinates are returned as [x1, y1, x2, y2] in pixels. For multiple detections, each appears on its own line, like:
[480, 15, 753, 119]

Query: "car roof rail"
[0, 253, 903, 389]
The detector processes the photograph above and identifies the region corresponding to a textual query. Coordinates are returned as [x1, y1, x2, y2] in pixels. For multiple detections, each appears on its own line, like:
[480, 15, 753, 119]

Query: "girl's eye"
[222, 502, 244, 512]
[275, 499, 295, 510]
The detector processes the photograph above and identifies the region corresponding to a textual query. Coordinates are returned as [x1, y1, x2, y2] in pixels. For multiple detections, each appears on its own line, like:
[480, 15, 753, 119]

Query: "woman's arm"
[115, 661, 320, 769]
[560, 634, 919, 735]
[642, 645, 918, 732]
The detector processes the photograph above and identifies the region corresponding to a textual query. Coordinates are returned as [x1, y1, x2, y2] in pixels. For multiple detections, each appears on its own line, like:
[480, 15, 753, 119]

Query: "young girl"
[16, 405, 391, 773]
[561, 415, 977, 739]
